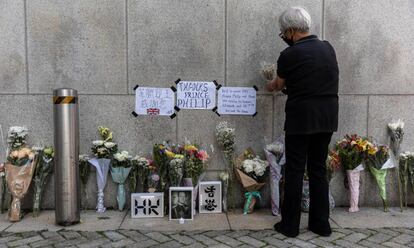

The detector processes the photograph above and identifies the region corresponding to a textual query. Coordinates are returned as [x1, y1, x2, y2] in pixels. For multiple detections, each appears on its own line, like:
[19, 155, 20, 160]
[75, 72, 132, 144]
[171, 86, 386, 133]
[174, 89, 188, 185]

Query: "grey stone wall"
[1, 0, 414, 209]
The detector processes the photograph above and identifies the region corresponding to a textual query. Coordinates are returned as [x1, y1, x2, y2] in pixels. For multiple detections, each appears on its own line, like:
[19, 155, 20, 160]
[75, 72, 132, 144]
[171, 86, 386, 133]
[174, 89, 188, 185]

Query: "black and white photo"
[169, 187, 193, 220]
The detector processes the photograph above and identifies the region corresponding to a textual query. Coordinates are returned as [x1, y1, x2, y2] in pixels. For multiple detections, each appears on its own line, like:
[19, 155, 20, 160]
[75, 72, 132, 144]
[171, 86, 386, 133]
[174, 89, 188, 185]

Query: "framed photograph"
[131, 193, 164, 218]
[199, 181, 222, 213]
[169, 187, 194, 220]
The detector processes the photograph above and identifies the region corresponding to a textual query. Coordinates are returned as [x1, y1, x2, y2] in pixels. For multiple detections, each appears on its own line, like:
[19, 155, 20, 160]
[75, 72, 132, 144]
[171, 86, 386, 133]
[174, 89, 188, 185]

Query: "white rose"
[104, 142, 116, 148]
[93, 140, 104, 146]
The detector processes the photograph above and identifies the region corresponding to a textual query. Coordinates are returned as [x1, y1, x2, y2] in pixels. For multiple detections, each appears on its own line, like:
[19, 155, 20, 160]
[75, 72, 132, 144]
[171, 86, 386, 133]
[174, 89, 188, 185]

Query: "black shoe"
[308, 226, 332, 237]
[274, 222, 298, 238]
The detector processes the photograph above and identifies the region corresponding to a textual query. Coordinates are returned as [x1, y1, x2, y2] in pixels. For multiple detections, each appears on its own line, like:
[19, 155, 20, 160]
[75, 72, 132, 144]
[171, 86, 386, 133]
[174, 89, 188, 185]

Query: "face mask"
[279, 31, 294, 46]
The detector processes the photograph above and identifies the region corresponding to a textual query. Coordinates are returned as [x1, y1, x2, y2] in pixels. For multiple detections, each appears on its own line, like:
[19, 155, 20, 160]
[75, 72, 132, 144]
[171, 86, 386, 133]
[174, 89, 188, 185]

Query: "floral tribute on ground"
[89, 126, 118, 213]
[234, 148, 269, 214]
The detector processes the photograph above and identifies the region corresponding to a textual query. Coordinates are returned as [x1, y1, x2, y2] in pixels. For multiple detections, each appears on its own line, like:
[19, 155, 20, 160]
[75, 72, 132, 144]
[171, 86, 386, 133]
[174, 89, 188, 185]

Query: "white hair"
[279, 7, 311, 33]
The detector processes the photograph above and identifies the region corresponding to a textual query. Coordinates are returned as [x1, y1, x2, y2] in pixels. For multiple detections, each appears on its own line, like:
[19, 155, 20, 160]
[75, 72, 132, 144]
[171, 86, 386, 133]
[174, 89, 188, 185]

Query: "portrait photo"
[169, 187, 194, 220]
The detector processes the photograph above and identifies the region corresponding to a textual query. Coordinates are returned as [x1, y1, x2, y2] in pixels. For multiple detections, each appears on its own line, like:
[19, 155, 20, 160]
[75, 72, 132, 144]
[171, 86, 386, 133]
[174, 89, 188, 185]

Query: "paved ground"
[1, 227, 414, 248]
[0, 208, 413, 247]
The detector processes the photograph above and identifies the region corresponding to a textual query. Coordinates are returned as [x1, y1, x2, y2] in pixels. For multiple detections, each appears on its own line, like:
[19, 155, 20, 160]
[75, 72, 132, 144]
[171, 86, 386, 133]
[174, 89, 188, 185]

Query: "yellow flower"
[184, 145, 198, 152]
[174, 154, 184, 159]
[368, 146, 378, 155]
[165, 150, 175, 158]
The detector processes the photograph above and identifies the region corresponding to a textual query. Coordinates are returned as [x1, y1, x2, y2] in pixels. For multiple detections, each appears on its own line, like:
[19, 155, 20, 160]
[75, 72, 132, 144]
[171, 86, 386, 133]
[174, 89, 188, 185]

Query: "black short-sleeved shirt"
[277, 35, 339, 135]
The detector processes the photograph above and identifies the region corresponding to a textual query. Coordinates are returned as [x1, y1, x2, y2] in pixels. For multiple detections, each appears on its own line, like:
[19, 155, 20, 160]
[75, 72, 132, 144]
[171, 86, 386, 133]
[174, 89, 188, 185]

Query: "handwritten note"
[176, 81, 216, 110]
[217, 87, 256, 115]
[135, 87, 175, 116]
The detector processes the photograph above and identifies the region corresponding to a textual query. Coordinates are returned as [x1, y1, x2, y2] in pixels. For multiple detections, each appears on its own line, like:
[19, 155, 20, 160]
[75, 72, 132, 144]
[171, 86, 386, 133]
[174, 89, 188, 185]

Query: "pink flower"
[196, 150, 209, 162]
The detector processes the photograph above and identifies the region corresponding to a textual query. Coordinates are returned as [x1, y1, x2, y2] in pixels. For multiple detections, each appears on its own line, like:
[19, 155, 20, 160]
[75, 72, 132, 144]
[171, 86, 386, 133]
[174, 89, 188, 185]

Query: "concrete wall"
[1, 0, 414, 210]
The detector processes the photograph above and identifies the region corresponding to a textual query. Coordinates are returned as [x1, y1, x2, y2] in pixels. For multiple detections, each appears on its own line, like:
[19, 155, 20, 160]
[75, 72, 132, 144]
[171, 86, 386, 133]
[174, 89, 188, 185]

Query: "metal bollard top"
[53, 88, 78, 97]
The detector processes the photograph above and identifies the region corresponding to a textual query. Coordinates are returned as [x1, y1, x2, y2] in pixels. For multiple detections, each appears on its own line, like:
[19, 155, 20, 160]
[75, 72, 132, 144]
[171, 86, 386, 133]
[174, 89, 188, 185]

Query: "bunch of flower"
[387, 119, 404, 155]
[153, 143, 174, 191]
[32, 146, 54, 217]
[364, 145, 389, 170]
[241, 154, 269, 183]
[169, 154, 185, 186]
[147, 162, 160, 193]
[216, 122, 235, 162]
[335, 134, 366, 170]
[112, 151, 132, 168]
[326, 150, 341, 182]
[79, 154, 91, 188]
[184, 144, 209, 185]
[129, 155, 151, 192]
[7, 126, 28, 151]
[399, 151, 414, 207]
[265, 142, 284, 162]
[91, 126, 118, 159]
[260, 62, 276, 81]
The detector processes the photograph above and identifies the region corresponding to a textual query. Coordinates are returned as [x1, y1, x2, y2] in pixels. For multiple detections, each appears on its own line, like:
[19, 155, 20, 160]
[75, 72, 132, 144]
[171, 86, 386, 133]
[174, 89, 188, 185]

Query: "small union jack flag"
[147, 108, 160, 115]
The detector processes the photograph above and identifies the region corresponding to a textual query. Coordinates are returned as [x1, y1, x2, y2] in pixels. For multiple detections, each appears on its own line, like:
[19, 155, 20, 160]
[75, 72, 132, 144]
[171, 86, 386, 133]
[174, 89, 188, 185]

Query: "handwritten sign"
[217, 87, 256, 115]
[135, 87, 174, 116]
[176, 81, 216, 110]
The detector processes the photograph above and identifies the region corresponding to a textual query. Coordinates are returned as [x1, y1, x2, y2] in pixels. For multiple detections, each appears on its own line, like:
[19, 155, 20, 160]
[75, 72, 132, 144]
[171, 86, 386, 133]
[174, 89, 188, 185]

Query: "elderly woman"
[266, 7, 338, 237]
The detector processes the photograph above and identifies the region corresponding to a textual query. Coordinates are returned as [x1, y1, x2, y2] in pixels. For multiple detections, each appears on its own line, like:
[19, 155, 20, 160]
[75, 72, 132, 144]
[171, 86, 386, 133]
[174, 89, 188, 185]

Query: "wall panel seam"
[24, 0, 29, 94]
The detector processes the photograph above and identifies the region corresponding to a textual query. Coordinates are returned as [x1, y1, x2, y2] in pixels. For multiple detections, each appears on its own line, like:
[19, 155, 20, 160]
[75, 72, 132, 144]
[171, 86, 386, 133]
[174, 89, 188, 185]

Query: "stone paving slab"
[330, 207, 414, 228]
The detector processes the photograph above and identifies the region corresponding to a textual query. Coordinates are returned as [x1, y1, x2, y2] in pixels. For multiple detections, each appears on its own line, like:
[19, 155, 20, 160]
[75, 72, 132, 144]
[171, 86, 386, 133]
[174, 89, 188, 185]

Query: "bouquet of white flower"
[111, 150, 132, 211]
[89, 126, 117, 213]
[234, 148, 269, 214]
[387, 119, 404, 211]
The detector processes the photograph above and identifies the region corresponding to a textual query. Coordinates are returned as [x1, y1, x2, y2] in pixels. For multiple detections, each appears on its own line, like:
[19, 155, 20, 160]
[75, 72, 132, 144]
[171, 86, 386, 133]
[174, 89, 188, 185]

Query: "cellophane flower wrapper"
[234, 148, 268, 214]
[130, 156, 150, 193]
[264, 136, 285, 216]
[5, 158, 36, 221]
[89, 158, 110, 213]
[0, 125, 8, 214]
[79, 155, 91, 209]
[32, 147, 54, 217]
[368, 166, 388, 211]
[399, 152, 414, 206]
[346, 166, 363, 213]
[219, 171, 229, 212]
[216, 122, 236, 209]
[110, 166, 132, 211]
[169, 156, 184, 187]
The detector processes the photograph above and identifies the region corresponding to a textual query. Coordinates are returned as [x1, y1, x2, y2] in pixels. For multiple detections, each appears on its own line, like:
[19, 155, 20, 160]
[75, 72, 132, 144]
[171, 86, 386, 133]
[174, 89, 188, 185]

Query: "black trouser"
[280, 132, 333, 236]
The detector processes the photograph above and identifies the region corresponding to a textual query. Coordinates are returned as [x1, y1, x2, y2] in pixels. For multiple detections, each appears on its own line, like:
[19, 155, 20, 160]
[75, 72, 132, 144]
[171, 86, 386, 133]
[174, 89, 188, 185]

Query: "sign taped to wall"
[217, 87, 256, 115]
[135, 87, 175, 116]
[176, 81, 216, 110]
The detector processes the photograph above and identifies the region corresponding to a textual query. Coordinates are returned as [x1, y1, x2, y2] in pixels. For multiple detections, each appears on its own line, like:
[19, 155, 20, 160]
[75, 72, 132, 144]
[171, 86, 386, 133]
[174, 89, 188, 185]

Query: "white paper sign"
[217, 87, 256, 115]
[131, 193, 164, 218]
[135, 87, 174, 116]
[199, 181, 222, 214]
[176, 81, 216, 109]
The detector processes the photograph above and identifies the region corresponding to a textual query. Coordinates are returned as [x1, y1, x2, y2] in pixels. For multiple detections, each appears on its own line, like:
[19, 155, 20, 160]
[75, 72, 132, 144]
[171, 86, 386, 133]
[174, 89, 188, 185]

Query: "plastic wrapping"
[368, 166, 388, 211]
[264, 137, 285, 216]
[89, 158, 110, 213]
[346, 169, 361, 213]
[5, 159, 36, 221]
[110, 166, 132, 211]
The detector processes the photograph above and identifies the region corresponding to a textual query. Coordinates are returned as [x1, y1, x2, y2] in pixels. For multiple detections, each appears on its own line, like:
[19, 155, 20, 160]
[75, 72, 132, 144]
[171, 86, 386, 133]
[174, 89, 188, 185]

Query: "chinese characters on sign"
[176, 81, 216, 109]
[131, 193, 164, 218]
[217, 87, 256, 115]
[135, 87, 175, 116]
[199, 181, 222, 214]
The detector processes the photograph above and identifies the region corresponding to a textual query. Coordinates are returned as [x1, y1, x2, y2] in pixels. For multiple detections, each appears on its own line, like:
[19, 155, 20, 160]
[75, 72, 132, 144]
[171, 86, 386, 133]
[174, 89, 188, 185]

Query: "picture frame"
[169, 187, 194, 221]
[131, 193, 164, 218]
[199, 181, 222, 214]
